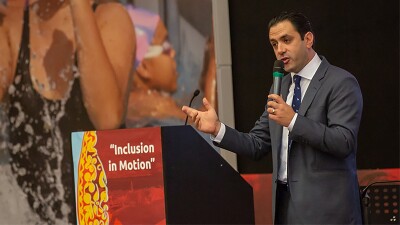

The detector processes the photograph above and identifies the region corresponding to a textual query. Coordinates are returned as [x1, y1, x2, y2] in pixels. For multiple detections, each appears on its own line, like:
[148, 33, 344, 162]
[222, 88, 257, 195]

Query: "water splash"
[7, 62, 79, 224]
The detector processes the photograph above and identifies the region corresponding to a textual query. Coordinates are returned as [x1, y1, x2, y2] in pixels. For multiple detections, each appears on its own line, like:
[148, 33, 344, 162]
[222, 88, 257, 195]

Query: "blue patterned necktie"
[289, 75, 301, 148]
[292, 75, 302, 113]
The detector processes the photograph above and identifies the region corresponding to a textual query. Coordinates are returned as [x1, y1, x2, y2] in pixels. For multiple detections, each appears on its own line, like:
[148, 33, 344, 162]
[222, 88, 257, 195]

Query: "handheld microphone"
[184, 89, 200, 125]
[272, 60, 285, 95]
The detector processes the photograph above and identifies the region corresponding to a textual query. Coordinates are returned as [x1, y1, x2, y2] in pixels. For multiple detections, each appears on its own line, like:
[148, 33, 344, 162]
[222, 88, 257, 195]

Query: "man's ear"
[304, 32, 314, 48]
[136, 60, 152, 80]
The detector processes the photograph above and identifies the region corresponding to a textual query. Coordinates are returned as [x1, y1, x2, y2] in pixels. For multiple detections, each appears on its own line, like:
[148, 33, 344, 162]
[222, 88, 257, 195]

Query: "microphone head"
[193, 89, 200, 97]
[273, 60, 285, 73]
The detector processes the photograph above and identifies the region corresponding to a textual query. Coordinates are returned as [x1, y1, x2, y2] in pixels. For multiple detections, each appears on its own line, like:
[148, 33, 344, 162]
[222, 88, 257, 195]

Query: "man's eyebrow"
[270, 34, 290, 42]
[270, 34, 291, 40]
[279, 34, 291, 40]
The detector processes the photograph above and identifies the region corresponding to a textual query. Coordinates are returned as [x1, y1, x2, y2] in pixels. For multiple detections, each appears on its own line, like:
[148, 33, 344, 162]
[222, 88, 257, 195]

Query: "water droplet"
[15, 75, 22, 85]
[8, 84, 16, 95]
[18, 168, 27, 176]
[24, 124, 34, 135]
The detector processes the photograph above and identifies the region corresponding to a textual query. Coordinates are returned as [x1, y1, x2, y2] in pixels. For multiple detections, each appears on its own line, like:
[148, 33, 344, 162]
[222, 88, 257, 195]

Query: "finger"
[203, 97, 213, 111]
[192, 110, 199, 118]
[268, 94, 279, 101]
[190, 110, 200, 120]
[182, 106, 195, 116]
[267, 107, 275, 115]
[193, 113, 201, 128]
[267, 100, 278, 108]
[194, 113, 201, 125]
[188, 108, 198, 122]
[268, 94, 285, 104]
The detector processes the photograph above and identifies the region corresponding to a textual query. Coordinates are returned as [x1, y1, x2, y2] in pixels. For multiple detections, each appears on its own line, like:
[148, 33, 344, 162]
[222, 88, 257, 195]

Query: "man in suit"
[182, 11, 363, 224]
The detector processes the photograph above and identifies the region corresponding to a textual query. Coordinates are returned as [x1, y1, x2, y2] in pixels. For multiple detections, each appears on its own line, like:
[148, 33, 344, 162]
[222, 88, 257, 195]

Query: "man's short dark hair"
[268, 12, 313, 40]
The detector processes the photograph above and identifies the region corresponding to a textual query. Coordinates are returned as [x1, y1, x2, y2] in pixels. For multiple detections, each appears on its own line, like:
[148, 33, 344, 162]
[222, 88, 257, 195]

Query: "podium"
[71, 126, 254, 224]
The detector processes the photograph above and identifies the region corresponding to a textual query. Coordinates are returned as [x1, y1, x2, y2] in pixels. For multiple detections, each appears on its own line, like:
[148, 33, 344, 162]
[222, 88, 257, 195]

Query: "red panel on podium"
[71, 127, 166, 225]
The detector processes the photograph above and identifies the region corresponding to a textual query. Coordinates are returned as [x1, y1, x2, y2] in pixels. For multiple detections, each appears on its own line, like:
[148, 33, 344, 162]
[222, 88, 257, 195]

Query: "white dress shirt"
[278, 54, 321, 182]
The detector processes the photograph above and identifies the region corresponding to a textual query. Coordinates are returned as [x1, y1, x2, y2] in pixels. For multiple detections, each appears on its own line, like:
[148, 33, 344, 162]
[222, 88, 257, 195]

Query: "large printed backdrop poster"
[71, 127, 166, 225]
[0, 0, 214, 224]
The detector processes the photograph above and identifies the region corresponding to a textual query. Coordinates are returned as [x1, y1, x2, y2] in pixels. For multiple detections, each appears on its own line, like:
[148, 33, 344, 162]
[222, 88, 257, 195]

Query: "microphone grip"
[272, 76, 282, 95]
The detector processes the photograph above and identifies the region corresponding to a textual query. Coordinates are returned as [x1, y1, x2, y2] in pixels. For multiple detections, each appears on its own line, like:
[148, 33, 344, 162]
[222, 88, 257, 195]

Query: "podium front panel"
[71, 128, 166, 225]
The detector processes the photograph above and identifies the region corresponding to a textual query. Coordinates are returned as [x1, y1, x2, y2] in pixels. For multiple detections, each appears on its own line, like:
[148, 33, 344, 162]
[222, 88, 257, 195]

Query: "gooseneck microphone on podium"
[272, 60, 285, 95]
[184, 89, 200, 125]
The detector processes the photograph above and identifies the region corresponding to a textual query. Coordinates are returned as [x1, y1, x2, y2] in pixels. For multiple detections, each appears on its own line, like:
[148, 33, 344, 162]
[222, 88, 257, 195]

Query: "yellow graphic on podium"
[77, 131, 109, 225]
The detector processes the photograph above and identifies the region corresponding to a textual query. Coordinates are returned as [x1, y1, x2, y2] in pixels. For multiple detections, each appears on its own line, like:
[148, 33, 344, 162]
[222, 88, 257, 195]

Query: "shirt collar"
[290, 53, 322, 81]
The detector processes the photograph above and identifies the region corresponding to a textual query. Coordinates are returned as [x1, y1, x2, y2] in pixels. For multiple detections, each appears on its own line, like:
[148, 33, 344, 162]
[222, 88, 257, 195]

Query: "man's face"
[269, 20, 313, 73]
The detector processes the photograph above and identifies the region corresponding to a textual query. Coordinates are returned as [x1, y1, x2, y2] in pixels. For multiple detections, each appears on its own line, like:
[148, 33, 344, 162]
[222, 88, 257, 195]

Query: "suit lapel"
[298, 56, 330, 116]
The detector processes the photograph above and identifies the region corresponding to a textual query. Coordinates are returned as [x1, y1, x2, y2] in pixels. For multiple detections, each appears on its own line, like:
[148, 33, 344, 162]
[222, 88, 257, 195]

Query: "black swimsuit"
[7, 5, 95, 224]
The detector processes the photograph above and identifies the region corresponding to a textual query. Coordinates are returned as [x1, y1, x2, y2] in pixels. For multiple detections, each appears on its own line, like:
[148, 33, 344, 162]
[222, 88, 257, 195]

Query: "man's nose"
[277, 43, 286, 55]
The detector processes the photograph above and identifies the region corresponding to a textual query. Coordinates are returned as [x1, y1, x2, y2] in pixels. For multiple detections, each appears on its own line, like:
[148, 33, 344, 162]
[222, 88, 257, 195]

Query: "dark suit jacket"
[216, 56, 363, 224]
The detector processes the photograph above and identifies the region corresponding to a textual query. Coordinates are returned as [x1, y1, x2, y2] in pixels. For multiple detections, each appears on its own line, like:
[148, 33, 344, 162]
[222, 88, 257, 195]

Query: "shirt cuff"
[210, 123, 226, 143]
[288, 113, 297, 131]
